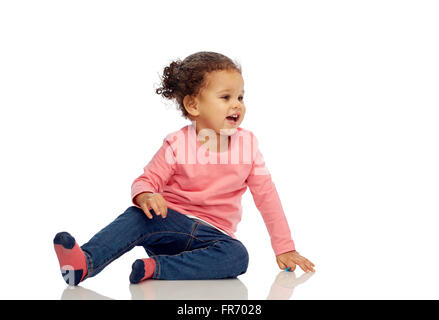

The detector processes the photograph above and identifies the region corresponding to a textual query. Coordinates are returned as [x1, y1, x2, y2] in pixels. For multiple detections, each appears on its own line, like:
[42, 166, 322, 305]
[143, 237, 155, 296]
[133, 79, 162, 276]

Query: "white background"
[1, 0, 438, 299]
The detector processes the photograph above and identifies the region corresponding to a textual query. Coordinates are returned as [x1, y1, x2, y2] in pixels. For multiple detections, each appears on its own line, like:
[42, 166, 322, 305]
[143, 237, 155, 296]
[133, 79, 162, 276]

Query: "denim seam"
[82, 250, 93, 279]
[89, 230, 203, 277]
[153, 256, 160, 278]
[183, 222, 200, 251]
[153, 240, 221, 280]
[156, 240, 222, 260]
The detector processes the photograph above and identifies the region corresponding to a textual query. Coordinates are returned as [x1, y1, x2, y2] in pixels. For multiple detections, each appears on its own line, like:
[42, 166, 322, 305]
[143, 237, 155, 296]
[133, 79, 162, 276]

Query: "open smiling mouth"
[226, 114, 240, 124]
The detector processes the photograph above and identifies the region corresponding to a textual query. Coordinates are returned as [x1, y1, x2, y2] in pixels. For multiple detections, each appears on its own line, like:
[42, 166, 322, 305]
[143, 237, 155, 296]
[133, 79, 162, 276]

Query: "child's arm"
[245, 133, 315, 272]
[245, 134, 295, 255]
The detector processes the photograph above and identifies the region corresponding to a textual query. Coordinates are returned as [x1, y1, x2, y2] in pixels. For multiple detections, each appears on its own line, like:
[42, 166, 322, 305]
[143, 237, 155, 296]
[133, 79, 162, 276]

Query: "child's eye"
[221, 96, 244, 101]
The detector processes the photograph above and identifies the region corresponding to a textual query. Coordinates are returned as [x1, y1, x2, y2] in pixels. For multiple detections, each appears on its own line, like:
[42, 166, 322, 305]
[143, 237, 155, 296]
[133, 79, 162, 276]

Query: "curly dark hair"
[155, 51, 242, 119]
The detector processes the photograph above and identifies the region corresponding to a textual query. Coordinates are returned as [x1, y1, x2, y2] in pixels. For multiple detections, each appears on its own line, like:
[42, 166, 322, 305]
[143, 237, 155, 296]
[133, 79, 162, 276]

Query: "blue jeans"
[80, 206, 249, 280]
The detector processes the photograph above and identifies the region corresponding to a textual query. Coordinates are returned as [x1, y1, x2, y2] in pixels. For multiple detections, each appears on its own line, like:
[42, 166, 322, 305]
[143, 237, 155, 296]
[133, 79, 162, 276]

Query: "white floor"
[58, 272, 315, 300]
[3, 233, 439, 300]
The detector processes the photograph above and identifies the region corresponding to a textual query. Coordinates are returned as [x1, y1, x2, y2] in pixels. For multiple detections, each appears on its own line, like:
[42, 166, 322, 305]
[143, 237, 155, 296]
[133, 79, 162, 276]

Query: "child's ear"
[183, 94, 200, 117]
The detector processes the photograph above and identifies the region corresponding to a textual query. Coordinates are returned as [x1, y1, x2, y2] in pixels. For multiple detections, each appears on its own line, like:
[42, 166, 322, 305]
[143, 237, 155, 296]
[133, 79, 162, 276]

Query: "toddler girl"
[53, 51, 315, 286]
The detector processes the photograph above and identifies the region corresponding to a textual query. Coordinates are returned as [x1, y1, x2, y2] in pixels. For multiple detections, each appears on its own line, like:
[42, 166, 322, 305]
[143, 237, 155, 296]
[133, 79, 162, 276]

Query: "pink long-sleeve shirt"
[131, 123, 295, 256]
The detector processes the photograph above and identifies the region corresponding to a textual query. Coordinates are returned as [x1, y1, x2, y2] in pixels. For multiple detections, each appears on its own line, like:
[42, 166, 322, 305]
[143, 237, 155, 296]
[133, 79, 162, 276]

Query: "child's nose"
[232, 99, 243, 107]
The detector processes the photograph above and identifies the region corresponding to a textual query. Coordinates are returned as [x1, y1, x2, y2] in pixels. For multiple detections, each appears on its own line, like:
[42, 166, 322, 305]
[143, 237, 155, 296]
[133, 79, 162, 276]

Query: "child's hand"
[134, 192, 168, 219]
[276, 250, 315, 273]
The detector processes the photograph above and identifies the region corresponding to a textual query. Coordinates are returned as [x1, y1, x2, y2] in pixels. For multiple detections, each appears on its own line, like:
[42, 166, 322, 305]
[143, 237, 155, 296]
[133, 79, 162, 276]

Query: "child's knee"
[237, 242, 249, 274]
[227, 240, 249, 276]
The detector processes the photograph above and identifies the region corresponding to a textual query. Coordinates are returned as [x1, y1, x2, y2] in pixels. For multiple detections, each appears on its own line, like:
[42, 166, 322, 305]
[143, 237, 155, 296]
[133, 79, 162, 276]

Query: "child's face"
[186, 69, 246, 136]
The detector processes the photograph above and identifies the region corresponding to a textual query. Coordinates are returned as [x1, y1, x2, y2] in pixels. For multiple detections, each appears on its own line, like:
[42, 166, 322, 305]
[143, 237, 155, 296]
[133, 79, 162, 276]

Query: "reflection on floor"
[266, 270, 314, 300]
[60, 270, 314, 300]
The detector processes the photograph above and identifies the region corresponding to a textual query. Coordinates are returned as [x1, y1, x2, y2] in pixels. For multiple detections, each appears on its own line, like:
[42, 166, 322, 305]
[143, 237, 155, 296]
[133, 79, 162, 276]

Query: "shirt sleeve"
[131, 138, 177, 208]
[245, 134, 296, 256]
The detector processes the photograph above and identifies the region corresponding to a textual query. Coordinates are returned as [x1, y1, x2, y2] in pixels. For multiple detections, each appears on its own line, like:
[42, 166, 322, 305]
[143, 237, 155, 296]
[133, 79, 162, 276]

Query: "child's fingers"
[158, 204, 166, 218]
[277, 260, 287, 270]
[298, 262, 308, 272]
[299, 261, 314, 272]
[302, 256, 315, 267]
[161, 205, 168, 218]
[286, 264, 296, 272]
[302, 262, 313, 272]
[158, 198, 167, 218]
[141, 203, 153, 219]
[150, 201, 162, 216]
[292, 254, 315, 272]
[306, 261, 315, 271]
[303, 258, 315, 271]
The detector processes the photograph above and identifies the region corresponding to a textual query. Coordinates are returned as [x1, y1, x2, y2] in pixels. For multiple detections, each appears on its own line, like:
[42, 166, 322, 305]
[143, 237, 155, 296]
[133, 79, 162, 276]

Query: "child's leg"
[54, 206, 197, 285]
[153, 238, 249, 280]
[132, 221, 250, 281]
